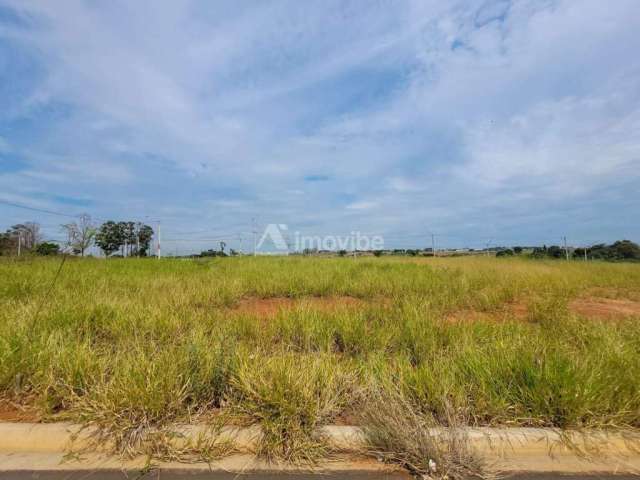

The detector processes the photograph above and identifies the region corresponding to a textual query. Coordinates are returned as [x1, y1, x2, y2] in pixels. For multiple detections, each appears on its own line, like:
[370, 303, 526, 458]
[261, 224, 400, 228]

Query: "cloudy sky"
[1, 0, 639, 253]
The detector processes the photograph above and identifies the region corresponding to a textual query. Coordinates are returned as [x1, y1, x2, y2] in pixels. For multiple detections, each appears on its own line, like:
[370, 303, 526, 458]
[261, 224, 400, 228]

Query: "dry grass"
[358, 383, 493, 479]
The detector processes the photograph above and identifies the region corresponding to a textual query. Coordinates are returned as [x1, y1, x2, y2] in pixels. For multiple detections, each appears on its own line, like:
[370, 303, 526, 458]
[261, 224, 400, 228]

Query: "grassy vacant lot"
[1, 256, 640, 464]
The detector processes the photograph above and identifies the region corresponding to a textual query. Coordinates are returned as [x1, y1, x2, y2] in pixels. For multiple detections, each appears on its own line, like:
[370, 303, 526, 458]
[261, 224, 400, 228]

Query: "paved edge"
[1, 423, 639, 475]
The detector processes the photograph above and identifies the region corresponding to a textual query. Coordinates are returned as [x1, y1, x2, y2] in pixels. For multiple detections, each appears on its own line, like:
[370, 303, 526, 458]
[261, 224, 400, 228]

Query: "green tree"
[95, 221, 154, 257]
[0, 232, 17, 255]
[135, 223, 154, 256]
[547, 245, 564, 258]
[118, 221, 136, 256]
[610, 240, 640, 260]
[95, 221, 124, 257]
[35, 242, 60, 256]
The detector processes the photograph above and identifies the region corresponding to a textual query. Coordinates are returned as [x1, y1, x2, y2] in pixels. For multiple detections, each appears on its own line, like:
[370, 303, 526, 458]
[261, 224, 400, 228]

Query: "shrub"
[35, 242, 60, 256]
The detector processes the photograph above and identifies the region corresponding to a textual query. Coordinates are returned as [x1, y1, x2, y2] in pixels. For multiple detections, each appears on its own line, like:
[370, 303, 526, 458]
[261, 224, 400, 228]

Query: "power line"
[0, 198, 116, 224]
[0, 199, 80, 219]
[0, 198, 171, 225]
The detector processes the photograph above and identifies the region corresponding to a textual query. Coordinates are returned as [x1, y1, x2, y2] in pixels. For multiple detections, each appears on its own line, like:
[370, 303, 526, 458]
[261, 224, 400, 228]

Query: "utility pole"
[157, 222, 161, 259]
[17, 232, 21, 256]
[563, 236, 569, 261]
[584, 246, 588, 261]
[431, 234, 436, 257]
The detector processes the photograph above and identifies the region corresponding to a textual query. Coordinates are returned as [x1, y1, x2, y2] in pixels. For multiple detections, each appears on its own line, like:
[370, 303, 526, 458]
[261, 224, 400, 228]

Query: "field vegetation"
[1, 256, 640, 470]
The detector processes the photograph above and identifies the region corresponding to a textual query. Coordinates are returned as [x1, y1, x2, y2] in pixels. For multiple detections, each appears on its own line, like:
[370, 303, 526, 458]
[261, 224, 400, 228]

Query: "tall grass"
[358, 384, 491, 479]
[1, 256, 639, 461]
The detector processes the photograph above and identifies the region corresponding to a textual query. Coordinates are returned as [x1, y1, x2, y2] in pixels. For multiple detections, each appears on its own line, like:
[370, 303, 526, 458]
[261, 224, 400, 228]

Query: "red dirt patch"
[0, 402, 40, 422]
[226, 292, 640, 323]
[448, 297, 640, 323]
[582, 287, 640, 303]
[228, 296, 368, 319]
[570, 297, 640, 319]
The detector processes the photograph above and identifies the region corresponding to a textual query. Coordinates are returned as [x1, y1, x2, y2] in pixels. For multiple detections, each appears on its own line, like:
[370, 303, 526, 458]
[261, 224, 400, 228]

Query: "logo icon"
[257, 224, 289, 251]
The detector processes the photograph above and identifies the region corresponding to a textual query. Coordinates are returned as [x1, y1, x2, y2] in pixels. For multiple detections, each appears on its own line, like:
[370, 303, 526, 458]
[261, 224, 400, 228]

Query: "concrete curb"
[0, 423, 639, 475]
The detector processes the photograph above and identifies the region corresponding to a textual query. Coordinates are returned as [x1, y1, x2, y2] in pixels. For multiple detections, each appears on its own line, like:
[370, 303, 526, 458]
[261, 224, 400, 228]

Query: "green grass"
[1, 255, 640, 461]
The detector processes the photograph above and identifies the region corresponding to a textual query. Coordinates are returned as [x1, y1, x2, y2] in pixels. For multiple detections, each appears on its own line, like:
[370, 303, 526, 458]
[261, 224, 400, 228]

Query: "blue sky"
[0, 0, 639, 253]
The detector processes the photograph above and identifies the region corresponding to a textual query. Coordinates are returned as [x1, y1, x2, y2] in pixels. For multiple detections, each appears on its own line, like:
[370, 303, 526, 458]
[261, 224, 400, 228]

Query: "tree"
[95, 221, 154, 257]
[134, 223, 154, 257]
[36, 242, 60, 256]
[95, 221, 124, 256]
[62, 214, 96, 257]
[118, 221, 136, 256]
[532, 240, 639, 262]
[547, 245, 563, 258]
[0, 232, 17, 255]
[8, 222, 42, 251]
[513, 246, 523, 254]
[610, 240, 640, 260]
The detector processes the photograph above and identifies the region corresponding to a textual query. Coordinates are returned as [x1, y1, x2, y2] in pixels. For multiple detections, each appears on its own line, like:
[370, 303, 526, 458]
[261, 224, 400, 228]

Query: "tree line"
[496, 240, 640, 261]
[0, 215, 155, 257]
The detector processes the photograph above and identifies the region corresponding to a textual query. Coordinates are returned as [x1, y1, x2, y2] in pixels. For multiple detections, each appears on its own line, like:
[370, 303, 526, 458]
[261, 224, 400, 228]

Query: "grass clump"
[228, 353, 353, 463]
[358, 383, 492, 480]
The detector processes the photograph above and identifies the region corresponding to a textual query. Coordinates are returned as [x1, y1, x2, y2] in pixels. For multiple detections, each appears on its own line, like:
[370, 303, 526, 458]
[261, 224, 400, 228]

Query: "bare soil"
[228, 294, 640, 322]
[0, 401, 40, 422]
[448, 296, 640, 322]
[570, 297, 640, 319]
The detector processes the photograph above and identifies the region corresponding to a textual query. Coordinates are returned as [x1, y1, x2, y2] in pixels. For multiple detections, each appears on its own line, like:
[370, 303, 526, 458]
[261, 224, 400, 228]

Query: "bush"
[590, 240, 640, 261]
[535, 240, 640, 262]
[35, 242, 60, 256]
